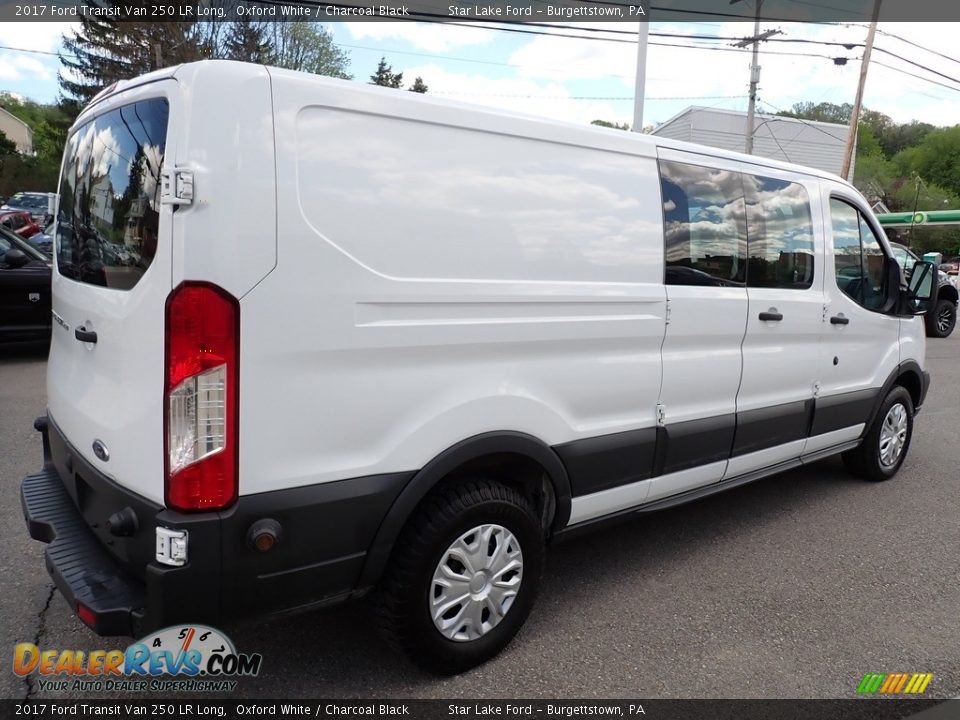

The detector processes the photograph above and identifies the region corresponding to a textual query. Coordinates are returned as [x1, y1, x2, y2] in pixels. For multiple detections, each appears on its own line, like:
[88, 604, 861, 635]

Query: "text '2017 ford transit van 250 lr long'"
[21, 61, 937, 674]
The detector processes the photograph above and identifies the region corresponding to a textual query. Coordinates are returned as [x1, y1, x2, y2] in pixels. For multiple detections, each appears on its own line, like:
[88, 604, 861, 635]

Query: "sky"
[2, 20, 960, 130]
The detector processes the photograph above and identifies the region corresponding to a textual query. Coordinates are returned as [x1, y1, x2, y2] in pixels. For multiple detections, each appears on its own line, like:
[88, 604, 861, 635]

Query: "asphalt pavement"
[1, 335, 958, 700]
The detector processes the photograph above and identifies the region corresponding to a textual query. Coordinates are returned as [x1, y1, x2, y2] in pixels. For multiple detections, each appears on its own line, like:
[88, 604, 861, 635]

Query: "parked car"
[1, 210, 42, 239]
[20, 61, 937, 675]
[0, 224, 52, 343]
[890, 242, 958, 338]
[27, 221, 54, 256]
[1, 191, 54, 224]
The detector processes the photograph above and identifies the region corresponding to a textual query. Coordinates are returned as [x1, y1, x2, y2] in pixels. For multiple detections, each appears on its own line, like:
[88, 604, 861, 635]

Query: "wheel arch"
[356, 431, 572, 591]
[863, 361, 926, 436]
[938, 283, 959, 305]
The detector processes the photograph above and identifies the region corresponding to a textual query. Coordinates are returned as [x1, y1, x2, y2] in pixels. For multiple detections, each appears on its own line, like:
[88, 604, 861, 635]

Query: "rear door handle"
[74, 326, 97, 343]
[830, 315, 850, 325]
[758, 311, 783, 322]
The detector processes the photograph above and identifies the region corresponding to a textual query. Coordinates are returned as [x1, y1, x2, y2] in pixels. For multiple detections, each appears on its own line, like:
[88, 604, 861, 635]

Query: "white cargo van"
[22, 61, 937, 674]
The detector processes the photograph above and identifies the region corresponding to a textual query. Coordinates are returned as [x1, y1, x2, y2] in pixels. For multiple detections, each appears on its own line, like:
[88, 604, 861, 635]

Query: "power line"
[755, 98, 854, 141]
[872, 45, 960, 88]
[871, 60, 960, 94]
[875, 27, 960, 69]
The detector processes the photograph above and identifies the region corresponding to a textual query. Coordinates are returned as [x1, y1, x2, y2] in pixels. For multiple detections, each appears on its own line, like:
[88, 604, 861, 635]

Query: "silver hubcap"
[878, 403, 909, 467]
[430, 524, 523, 642]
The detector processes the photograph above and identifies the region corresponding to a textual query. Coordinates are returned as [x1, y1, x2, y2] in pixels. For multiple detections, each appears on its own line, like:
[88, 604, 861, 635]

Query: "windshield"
[0, 224, 48, 262]
[6, 193, 48, 210]
[56, 97, 168, 290]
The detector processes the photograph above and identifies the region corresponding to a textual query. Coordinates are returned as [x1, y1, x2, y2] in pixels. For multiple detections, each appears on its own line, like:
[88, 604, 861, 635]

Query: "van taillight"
[164, 282, 239, 512]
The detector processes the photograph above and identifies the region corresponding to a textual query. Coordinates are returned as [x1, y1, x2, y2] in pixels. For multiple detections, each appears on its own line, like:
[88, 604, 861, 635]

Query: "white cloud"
[344, 21, 496, 52]
[0, 21, 76, 52]
[398, 63, 630, 126]
[0, 51, 56, 82]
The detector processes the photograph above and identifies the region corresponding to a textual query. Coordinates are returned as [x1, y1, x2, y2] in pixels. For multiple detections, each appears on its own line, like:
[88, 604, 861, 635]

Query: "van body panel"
[237, 70, 667, 496]
[47, 79, 177, 505]
[170, 62, 276, 299]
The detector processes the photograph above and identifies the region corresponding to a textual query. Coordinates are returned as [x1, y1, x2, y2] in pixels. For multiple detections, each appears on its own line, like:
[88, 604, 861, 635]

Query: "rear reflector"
[76, 602, 97, 629]
[164, 283, 239, 511]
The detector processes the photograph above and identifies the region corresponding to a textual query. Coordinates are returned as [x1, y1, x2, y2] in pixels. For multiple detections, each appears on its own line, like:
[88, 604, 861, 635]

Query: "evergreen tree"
[370, 57, 403, 89]
[224, 19, 272, 64]
[409, 77, 428, 94]
[60, 7, 212, 105]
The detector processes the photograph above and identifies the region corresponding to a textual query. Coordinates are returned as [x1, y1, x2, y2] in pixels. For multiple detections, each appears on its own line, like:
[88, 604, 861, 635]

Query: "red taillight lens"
[164, 282, 239, 512]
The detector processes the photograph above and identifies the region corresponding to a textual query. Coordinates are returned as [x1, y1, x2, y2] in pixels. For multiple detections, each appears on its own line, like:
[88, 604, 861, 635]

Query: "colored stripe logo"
[857, 673, 933, 694]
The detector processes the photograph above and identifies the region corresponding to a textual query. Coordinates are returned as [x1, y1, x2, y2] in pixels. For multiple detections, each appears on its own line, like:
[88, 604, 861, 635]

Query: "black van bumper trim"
[22, 466, 145, 636]
[22, 415, 413, 637]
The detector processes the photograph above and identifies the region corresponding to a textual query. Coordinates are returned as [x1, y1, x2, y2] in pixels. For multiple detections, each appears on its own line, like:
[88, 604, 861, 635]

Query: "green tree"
[0, 130, 17, 157]
[777, 101, 852, 124]
[591, 119, 631, 131]
[0, 94, 76, 197]
[409, 76, 428, 94]
[60, 7, 214, 105]
[224, 19, 272, 64]
[893, 126, 960, 197]
[370, 57, 403, 89]
[266, 22, 351, 78]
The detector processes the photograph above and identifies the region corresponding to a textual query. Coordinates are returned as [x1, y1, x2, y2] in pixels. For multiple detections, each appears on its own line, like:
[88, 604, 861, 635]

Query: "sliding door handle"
[758, 311, 783, 322]
[830, 315, 850, 325]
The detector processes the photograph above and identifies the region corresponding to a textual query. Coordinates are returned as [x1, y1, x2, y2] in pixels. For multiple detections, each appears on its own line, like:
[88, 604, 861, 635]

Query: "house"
[651, 106, 852, 179]
[0, 106, 33, 155]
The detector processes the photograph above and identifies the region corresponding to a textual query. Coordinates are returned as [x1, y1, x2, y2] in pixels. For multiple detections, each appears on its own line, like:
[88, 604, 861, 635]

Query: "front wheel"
[925, 297, 957, 338]
[842, 386, 914, 482]
[375, 479, 545, 675]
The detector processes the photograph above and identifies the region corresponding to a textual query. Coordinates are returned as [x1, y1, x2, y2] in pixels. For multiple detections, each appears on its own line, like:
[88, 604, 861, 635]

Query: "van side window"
[830, 198, 888, 310]
[744, 175, 814, 289]
[659, 160, 747, 287]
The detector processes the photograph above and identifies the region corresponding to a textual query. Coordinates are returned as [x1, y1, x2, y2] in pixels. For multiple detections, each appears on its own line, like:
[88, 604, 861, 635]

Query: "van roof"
[82, 59, 853, 190]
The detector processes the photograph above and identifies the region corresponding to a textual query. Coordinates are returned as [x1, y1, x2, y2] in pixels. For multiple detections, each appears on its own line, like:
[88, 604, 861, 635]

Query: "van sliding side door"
[727, 169, 825, 478]
[649, 149, 749, 501]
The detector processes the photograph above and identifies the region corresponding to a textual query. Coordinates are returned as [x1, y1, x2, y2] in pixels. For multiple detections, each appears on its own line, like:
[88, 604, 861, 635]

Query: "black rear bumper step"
[21, 466, 144, 637]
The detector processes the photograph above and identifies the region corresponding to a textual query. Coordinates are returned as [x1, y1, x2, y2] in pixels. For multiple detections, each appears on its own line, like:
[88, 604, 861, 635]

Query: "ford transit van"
[21, 61, 936, 674]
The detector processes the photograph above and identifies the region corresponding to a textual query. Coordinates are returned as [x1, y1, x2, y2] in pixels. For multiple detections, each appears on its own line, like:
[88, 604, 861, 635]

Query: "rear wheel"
[842, 386, 914, 482]
[925, 297, 956, 338]
[375, 479, 544, 675]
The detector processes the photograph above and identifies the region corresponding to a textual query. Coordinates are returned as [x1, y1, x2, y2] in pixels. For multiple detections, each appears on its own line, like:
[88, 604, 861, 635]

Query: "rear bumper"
[21, 415, 412, 637]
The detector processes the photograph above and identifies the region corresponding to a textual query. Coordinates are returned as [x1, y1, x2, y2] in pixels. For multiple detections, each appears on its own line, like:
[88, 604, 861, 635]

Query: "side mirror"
[881, 256, 902, 314]
[903, 260, 937, 316]
[3, 248, 29, 268]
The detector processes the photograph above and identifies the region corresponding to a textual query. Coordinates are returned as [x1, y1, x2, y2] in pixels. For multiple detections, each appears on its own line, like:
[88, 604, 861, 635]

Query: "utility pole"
[731, 0, 781, 154]
[840, 0, 882, 181]
[632, 21, 649, 133]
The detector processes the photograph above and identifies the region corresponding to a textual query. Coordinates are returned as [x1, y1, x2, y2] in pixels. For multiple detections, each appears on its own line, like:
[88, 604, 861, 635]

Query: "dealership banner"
[4, 0, 960, 23]
[2, 699, 957, 720]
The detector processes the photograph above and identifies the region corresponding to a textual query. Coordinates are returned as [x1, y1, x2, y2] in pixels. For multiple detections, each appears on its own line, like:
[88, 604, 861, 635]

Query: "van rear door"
[46, 84, 175, 505]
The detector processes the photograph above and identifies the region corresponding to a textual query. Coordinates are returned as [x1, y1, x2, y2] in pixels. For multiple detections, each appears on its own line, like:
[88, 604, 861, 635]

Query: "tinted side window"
[659, 160, 747, 287]
[743, 175, 815, 289]
[57, 98, 168, 290]
[830, 199, 888, 311]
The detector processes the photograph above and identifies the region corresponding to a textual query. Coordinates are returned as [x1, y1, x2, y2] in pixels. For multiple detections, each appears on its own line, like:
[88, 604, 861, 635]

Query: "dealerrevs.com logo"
[13, 625, 262, 693]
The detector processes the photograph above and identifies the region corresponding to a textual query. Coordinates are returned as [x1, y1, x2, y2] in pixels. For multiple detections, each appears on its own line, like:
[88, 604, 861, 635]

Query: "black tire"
[925, 297, 956, 338]
[374, 479, 544, 675]
[841, 386, 914, 482]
